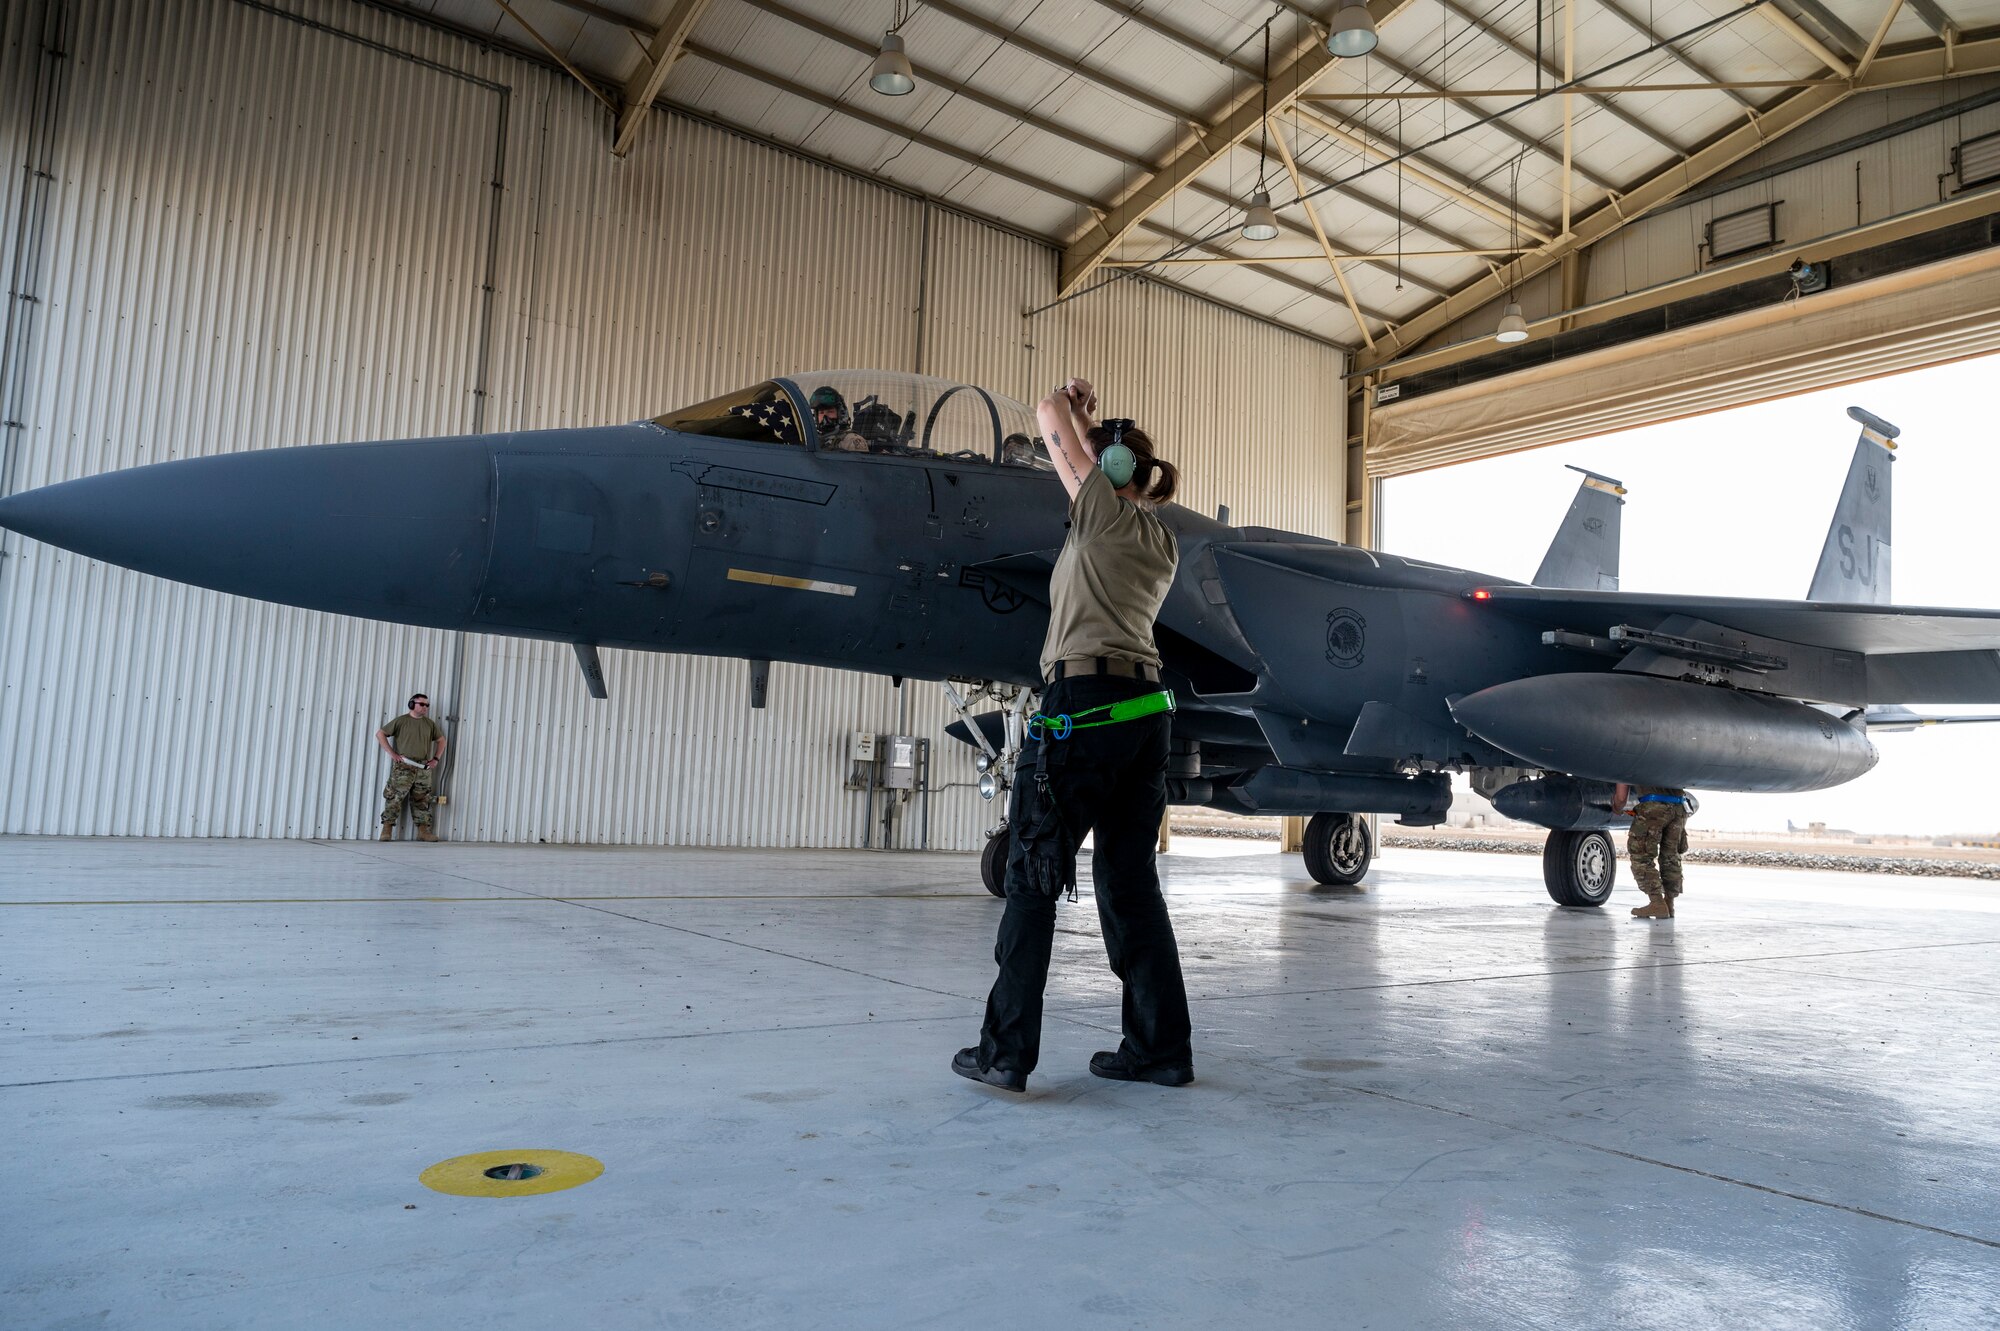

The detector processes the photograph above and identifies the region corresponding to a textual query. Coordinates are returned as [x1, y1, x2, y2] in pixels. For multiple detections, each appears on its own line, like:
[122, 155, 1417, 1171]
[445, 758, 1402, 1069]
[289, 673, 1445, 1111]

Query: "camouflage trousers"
[381, 764, 437, 828]
[1627, 800, 1690, 898]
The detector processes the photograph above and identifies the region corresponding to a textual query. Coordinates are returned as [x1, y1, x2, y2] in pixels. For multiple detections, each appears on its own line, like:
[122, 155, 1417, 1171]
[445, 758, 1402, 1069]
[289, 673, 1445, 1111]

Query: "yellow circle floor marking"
[420, 1149, 604, 1198]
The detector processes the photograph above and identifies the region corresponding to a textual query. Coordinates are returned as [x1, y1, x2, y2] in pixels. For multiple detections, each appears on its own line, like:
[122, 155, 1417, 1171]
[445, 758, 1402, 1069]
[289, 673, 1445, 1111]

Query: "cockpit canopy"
[652, 370, 1052, 470]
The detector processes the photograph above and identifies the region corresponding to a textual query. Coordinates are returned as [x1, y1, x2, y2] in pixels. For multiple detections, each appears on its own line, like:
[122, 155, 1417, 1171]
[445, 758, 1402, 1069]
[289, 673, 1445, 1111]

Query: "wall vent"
[1953, 130, 2000, 190]
[1706, 203, 1779, 262]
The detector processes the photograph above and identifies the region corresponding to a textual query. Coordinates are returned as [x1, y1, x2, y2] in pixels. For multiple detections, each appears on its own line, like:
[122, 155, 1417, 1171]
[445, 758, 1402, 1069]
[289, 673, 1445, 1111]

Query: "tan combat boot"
[418, 827, 441, 843]
[379, 824, 394, 842]
[1631, 895, 1674, 920]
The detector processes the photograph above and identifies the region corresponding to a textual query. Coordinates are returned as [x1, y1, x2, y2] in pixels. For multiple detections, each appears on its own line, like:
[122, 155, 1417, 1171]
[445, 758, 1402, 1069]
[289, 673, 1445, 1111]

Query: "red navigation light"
[1471, 588, 1491, 600]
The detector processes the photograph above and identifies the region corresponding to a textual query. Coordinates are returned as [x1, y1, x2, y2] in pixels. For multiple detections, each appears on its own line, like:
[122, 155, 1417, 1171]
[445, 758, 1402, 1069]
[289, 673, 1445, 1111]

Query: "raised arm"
[1036, 377, 1099, 501]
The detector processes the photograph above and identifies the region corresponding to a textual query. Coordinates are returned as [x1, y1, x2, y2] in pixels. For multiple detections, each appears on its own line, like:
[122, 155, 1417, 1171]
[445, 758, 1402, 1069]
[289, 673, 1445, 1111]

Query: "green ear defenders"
[1099, 418, 1137, 488]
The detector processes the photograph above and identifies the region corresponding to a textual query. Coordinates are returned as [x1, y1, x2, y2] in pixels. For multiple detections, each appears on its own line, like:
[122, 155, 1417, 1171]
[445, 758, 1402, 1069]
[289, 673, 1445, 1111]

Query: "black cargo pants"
[978, 675, 1192, 1076]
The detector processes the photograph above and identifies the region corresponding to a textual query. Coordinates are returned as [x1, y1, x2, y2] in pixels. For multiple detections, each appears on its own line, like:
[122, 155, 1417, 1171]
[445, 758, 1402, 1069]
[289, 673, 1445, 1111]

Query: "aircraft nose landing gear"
[944, 679, 1034, 900]
[1544, 829, 1617, 907]
[979, 825, 1010, 899]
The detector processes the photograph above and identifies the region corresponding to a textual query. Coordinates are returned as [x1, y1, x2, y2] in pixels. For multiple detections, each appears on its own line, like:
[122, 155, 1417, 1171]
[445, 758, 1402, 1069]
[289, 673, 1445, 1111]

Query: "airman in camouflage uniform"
[1617, 782, 1689, 919]
[376, 693, 447, 841]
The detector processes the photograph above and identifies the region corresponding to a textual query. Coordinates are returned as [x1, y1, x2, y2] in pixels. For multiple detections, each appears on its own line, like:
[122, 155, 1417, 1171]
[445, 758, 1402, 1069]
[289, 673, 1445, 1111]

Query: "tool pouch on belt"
[1015, 743, 1079, 900]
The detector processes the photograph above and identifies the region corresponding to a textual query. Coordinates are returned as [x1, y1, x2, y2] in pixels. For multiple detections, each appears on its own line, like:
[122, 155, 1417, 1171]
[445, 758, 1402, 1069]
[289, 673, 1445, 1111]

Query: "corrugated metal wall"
[0, 0, 1344, 847]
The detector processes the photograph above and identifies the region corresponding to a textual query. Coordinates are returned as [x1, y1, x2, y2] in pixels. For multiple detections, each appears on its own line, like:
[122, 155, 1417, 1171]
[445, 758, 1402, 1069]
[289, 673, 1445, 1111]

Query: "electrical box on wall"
[846, 732, 877, 791]
[883, 735, 918, 790]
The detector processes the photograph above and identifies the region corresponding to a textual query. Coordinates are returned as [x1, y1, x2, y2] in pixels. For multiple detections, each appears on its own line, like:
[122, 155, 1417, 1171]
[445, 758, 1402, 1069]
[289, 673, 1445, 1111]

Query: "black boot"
[952, 1047, 1026, 1092]
[1089, 1049, 1193, 1087]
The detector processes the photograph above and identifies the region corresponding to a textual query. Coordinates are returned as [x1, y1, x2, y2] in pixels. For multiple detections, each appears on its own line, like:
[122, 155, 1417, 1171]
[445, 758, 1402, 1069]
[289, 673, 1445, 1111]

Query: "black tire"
[1303, 812, 1372, 886]
[980, 828, 1009, 898]
[1543, 829, 1617, 907]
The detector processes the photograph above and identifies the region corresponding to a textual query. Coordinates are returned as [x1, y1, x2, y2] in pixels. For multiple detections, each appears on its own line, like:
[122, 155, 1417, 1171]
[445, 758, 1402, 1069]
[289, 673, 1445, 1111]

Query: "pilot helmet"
[808, 385, 848, 433]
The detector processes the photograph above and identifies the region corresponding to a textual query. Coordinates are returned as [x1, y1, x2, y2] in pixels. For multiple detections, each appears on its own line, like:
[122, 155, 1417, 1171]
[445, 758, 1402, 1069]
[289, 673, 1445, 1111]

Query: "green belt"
[1029, 689, 1176, 740]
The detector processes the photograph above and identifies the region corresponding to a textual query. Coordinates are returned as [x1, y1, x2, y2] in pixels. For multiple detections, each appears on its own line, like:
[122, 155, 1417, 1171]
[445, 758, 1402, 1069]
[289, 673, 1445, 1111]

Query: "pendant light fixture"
[870, 2, 915, 96]
[1241, 191, 1279, 241]
[1326, 0, 1379, 58]
[1241, 25, 1279, 242]
[1495, 155, 1530, 344]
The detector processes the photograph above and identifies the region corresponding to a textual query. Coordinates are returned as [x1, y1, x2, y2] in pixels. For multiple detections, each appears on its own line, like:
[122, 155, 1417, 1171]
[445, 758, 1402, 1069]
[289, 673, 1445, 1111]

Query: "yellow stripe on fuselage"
[726, 568, 856, 597]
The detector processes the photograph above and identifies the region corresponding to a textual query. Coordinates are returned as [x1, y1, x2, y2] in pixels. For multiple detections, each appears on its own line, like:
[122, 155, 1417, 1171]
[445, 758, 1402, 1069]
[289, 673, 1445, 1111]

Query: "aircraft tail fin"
[1532, 466, 1625, 591]
[1807, 407, 1898, 604]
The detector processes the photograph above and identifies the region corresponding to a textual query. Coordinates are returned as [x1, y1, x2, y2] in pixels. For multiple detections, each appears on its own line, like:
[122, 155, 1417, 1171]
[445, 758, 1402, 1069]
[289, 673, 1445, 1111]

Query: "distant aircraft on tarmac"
[5, 375, 1998, 906]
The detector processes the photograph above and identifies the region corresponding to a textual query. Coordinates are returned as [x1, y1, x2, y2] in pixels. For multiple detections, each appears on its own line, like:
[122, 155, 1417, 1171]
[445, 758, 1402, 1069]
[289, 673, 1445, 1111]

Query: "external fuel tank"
[1449, 673, 1877, 793]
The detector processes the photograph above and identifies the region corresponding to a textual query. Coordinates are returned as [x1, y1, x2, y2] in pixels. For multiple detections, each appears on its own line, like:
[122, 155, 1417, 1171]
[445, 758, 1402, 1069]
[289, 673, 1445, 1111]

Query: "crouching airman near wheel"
[1616, 782, 1690, 918]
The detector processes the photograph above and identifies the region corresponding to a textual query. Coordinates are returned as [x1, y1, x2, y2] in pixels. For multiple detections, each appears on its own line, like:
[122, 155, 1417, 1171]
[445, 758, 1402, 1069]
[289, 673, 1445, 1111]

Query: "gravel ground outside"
[1168, 813, 2000, 879]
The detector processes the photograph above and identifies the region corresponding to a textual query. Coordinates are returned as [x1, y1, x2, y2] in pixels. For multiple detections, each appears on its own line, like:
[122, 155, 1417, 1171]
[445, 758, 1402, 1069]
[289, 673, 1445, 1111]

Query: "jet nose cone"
[0, 437, 496, 626]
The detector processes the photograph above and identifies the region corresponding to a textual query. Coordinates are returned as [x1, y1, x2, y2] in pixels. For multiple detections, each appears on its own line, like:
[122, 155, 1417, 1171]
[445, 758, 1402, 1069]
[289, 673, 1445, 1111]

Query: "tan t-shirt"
[1040, 467, 1179, 680]
[381, 714, 444, 762]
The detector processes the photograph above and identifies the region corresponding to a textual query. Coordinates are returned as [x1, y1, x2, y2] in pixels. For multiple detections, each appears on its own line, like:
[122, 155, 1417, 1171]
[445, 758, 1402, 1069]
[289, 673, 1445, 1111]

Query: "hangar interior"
[4, 0, 1999, 1325]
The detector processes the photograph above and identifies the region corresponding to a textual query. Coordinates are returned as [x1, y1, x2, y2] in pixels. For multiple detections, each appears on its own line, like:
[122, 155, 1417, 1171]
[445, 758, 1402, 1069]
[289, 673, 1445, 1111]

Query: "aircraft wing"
[1476, 586, 2000, 703]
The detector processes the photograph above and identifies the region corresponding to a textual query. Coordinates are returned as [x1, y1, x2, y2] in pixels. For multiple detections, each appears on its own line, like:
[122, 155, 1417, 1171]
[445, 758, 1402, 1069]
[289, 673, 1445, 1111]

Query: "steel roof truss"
[1905, 0, 1958, 38]
[1432, 0, 1689, 157]
[1057, 2, 1420, 296]
[1784, 0, 1870, 58]
[1270, 118, 1380, 350]
[1593, 0, 1757, 113]
[1356, 32, 2000, 372]
[1367, 48, 1616, 194]
[1761, 3, 1856, 75]
[1290, 104, 1557, 244]
[612, 0, 714, 157]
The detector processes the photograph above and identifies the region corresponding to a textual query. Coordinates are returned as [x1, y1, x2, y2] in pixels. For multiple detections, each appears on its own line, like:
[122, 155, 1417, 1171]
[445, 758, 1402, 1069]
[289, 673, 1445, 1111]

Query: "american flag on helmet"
[728, 398, 804, 446]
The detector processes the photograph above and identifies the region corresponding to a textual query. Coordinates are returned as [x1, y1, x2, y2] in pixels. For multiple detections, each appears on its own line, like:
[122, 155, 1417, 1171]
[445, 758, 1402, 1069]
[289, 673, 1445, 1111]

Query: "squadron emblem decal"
[1325, 608, 1366, 669]
[1865, 466, 1880, 501]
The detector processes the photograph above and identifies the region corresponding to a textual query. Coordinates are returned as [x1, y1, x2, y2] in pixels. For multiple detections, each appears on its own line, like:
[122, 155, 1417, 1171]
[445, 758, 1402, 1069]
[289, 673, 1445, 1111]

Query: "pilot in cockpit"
[808, 385, 870, 453]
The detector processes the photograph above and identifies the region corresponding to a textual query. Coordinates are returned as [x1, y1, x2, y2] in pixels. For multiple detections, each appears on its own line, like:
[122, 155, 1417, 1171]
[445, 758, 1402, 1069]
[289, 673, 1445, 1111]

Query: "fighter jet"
[5, 372, 2000, 907]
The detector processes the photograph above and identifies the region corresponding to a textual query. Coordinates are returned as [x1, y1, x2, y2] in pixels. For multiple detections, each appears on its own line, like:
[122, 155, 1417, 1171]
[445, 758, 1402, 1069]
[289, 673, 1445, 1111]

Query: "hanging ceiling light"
[1240, 191, 1280, 241]
[1240, 26, 1279, 242]
[1494, 153, 1530, 344]
[1325, 0, 1379, 58]
[869, 31, 915, 96]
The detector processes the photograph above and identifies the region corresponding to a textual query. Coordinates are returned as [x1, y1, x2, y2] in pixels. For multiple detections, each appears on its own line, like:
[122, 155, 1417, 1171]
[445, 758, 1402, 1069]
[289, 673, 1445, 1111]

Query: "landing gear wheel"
[979, 828, 1009, 899]
[1303, 812, 1372, 886]
[1543, 829, 1616, 907]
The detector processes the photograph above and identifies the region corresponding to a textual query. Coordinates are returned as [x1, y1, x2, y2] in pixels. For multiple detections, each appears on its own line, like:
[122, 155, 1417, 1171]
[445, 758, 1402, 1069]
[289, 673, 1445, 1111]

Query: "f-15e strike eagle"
[4, 372, 1995, 905]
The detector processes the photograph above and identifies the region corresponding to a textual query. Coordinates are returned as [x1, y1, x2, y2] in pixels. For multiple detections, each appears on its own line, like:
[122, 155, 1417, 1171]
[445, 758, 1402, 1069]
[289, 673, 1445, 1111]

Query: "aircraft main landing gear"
[1303, 811, 1372, 886]
[1543, 829, 1616, 907]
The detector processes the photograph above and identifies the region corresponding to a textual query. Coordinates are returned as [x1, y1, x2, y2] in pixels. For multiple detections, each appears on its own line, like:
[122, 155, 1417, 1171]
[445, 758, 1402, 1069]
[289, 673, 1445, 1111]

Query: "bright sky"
[1383, 353, 2000, 838]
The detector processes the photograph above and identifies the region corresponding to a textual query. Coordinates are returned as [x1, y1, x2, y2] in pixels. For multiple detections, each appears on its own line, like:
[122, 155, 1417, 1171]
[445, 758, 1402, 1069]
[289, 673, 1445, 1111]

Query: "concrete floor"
[4, 835, 1998, 1330]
